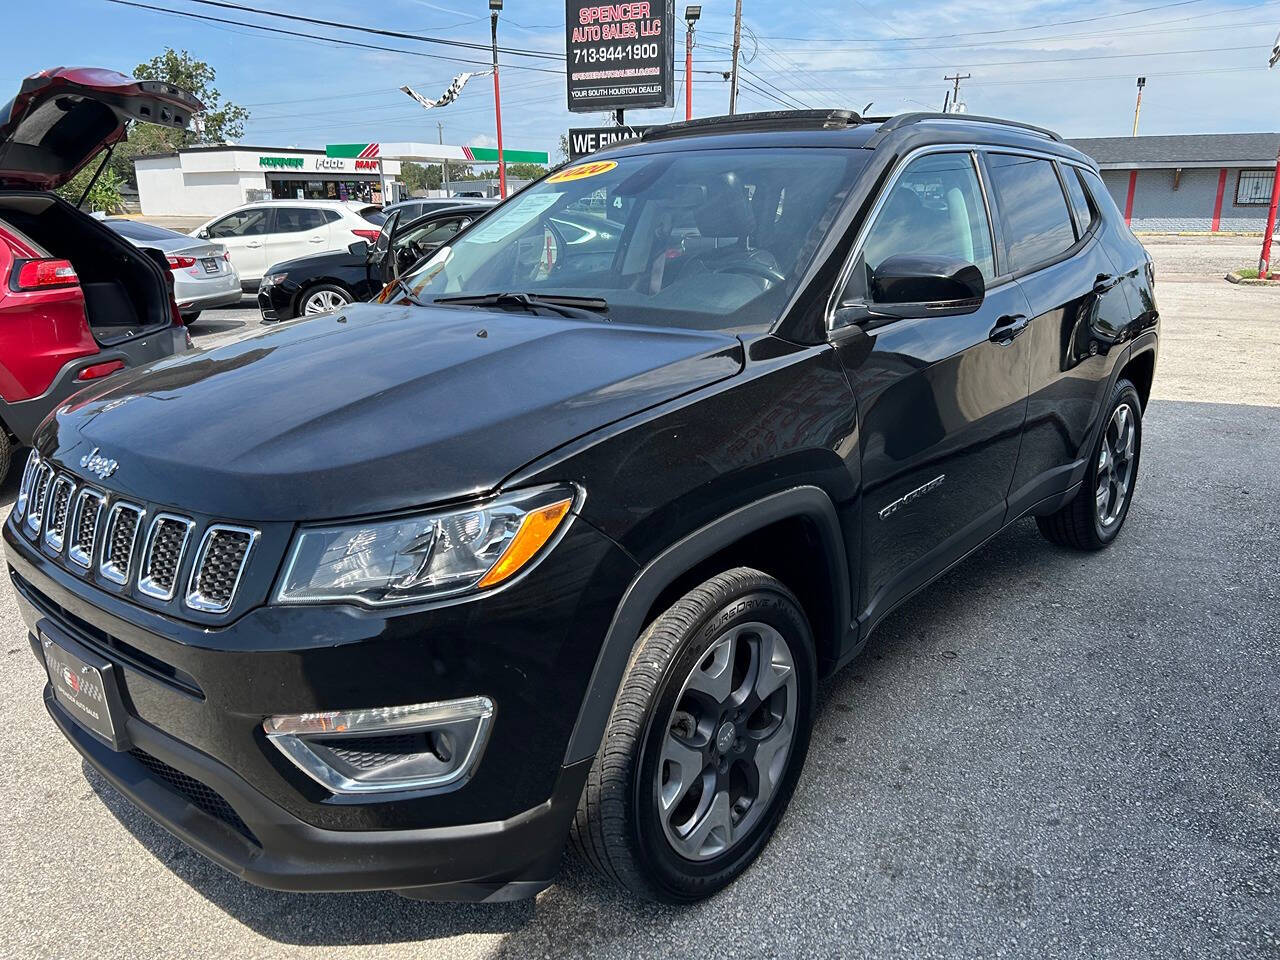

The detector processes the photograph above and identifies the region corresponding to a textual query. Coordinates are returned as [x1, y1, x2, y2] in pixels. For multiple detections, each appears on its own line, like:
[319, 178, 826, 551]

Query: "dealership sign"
[567, 125, 653, 159]
[565, 0, 674, 113]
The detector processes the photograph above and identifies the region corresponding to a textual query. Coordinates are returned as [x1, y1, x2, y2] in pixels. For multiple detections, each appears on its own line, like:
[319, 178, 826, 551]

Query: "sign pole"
[1258, 144, 1280, 279]
[491, 3, 507, 199]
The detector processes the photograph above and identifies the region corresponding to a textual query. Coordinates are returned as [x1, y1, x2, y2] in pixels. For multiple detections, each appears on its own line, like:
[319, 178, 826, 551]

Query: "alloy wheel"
[1096, 402, 1137, 527]
[303, 289, 349, 314]
[655, 622, 798, 861]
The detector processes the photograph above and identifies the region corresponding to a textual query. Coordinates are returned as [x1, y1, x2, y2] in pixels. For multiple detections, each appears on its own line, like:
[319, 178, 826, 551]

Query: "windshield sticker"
[466, 192, 564, 244]
[546, 160, 617, 184]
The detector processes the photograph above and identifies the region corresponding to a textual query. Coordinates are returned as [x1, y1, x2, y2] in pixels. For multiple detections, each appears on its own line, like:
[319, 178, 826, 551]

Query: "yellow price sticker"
[547, 160, 618, 183]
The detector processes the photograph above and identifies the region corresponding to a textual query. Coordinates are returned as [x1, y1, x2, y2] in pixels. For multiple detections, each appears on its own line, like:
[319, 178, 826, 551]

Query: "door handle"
[988, 313, 1028, 345]
[245, 241, 263, 248]
[1093, 273, 1120, 294]
[308, 236, 325, 243]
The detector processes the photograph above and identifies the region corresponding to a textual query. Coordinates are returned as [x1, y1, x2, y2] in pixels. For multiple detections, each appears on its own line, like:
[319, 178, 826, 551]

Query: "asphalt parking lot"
[1, 237, 1277, 959]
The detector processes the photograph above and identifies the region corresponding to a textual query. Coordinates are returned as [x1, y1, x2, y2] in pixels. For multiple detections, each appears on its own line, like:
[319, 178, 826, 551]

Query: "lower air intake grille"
[187, 525, 256, 613]
[128, 749, 257, 844]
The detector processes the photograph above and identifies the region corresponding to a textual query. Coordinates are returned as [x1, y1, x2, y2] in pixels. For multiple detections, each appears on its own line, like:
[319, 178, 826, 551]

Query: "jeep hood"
[42, 302, 743, 520]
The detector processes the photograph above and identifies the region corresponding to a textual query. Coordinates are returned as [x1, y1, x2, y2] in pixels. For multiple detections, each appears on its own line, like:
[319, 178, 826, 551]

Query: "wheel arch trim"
[563, 485, 850, 766]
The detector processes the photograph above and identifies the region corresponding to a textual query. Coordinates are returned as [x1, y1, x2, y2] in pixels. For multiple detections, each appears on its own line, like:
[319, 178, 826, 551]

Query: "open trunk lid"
[0, 67, 203, 190]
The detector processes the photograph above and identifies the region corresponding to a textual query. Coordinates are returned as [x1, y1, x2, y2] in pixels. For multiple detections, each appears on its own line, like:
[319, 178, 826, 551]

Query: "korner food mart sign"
[260, 155, 383, 173]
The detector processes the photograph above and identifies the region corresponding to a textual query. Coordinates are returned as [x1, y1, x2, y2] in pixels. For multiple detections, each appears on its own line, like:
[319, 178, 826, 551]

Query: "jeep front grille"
[24, 462, 54, 535]
[42, 476, 75, 552]
[15, 451, 40, 520]
[187, 525, 257, 613]
[67, 489, 105, 569]
[138, 514, 194, 600]
[99, 502, 145, 585]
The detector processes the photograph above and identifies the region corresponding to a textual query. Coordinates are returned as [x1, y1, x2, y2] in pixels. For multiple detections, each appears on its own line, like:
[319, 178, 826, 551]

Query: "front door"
[830, 150, 1033, 631]
[204, 207, 272, 282]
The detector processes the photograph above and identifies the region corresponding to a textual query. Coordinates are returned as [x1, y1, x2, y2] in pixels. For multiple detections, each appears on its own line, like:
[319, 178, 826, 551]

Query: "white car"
[190, 200, 385, 285]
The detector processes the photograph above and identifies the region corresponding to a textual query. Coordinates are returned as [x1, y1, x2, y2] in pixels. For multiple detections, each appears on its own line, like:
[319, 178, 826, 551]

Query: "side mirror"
[197, 229, 210, 240]
[348, 240, 370, 257]
[869, 255, 985, 309]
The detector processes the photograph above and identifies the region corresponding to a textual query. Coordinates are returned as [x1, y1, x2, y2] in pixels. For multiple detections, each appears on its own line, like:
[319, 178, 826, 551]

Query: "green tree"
[83, 168, 126, 214]
[57, 48, 250, 205]
[505, 162, 549, 181]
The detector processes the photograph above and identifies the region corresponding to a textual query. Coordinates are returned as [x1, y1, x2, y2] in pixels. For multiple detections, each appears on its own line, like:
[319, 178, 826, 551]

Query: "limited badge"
[546, 160, 617, 183]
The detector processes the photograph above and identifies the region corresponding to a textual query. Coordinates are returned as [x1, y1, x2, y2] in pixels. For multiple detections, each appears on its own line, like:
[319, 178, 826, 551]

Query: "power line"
[104, 0, 566, 74]
[815, 42, 1271, 72]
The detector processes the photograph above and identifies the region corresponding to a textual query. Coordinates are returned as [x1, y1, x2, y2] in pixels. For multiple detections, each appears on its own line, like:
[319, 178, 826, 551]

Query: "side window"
[847, 151, 995, 302]
[274, 207, 328, 233]
[1078, 167, 1128, 227]
[321, 209, 343, 224]
[985, 154, 1077, 273]
[207, 208, 271, 238]
[1061, 166, 1097, 238]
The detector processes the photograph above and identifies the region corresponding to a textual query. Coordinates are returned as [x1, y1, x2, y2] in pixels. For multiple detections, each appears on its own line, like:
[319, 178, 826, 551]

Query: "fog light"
[264, 696, 494, 796]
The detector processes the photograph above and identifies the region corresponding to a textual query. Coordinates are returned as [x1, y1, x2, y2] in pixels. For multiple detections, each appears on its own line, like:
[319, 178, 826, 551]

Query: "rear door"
[268, 206, 332, 265]
[830, 149, 1034, 630]
[984, 152, 1138, 515]
[205, 207, 272, 281]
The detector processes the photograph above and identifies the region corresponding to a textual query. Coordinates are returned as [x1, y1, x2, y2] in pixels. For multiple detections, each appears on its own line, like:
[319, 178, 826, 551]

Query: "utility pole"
[685, 6, 701, 121]
[1132, 76, 1146, 137]
[728, 0, 743, 115]
[944, 73, 970, 113]
[1260, 43, 1280, 278]
[489, 0, 507, 199]
[438, 121, 451, 198]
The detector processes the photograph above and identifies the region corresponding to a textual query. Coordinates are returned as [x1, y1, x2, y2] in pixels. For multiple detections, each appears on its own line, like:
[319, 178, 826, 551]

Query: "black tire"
[297, 283, 353, 316]
[180, 311, 201, 324]
[0, 430, 10, 486]
[1036, 378, 1143, 550]
[571, 567, 816, 902]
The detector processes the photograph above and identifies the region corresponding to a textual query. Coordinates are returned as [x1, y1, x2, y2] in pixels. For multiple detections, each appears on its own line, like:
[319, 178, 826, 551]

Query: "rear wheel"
[300, 284, 353, 316]
[1036, 378, 1143, 550]
[572, 567, 816, 901]
[0, 430, 10, 486]
[180, 311, 201, 324]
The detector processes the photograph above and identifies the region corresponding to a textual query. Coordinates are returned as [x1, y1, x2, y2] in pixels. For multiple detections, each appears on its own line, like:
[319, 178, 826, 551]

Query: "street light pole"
[490, 0, 507, 199]
[1132, 76, 1146, 137]
[1258, 144, 1280, 279]
[685, 6, 701, 121]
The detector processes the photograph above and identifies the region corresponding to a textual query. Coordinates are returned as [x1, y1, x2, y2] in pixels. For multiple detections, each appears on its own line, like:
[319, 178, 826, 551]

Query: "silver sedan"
[103, 219, 243, 322]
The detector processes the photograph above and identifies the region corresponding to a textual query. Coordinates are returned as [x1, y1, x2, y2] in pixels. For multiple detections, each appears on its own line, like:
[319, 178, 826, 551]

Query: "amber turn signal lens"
[476, 498, 573, 588]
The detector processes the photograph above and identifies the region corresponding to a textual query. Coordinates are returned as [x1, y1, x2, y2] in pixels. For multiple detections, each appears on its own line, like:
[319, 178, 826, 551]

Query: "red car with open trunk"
[0, 67, 201, 481]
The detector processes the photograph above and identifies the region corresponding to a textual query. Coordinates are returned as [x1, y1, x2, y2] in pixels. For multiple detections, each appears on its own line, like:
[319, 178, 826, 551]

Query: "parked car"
[258, 204, 487, 320]
[102, 219, 241, 323]
[6, 110, 1159, 905]
[0, 68, 196, 483]
[190, 200, 384, 287]
[382, 197, 497, 222]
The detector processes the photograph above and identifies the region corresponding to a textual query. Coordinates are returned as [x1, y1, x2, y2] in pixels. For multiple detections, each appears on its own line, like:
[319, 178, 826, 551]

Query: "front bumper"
[0, 327, 188, 444]
[5, 511, 634, 897]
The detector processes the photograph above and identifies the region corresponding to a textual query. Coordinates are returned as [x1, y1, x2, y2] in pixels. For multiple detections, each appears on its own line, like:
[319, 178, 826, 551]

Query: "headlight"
[275, 484, 579, 606]
[260, 272, 287, 287]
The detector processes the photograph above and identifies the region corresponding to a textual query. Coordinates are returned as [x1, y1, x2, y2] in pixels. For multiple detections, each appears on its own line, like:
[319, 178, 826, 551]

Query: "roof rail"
[640, 109, 862, 143]
[863, 112, 1063, 149]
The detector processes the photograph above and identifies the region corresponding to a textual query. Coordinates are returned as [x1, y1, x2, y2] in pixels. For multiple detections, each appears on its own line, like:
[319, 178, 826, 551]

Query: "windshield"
[397, 148, 865, 331]
[105, 219, 186, 242]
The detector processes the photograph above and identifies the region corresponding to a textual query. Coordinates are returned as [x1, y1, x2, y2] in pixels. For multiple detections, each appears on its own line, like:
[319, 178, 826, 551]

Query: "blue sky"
[3, 0, 1278, 160]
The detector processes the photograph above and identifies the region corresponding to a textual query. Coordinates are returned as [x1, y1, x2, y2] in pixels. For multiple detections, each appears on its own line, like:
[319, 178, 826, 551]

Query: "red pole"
[685, 23, 693, 121]
[1258, 145, 1280, 279]
[1123, 170, 1138, 227]
[491, 11, 507, 199]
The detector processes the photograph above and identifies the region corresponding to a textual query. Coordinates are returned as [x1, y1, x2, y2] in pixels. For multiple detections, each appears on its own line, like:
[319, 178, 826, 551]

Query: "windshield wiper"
[432, 292, 609, 320]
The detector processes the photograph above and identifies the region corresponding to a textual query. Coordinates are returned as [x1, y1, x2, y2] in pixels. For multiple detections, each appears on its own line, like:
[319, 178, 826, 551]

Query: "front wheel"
[180, 311, 201, 325]
[299, 284, 353, 316]
[1037, 378, 1143, 550]
[571, 568, 816, 902]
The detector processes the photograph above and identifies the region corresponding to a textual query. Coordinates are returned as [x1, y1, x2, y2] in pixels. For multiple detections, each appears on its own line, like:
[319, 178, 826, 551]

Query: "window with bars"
[1235, 169, 1276, 206]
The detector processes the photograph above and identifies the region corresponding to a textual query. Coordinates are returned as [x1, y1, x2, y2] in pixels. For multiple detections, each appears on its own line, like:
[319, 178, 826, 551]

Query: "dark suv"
[4, 110, 1158, 904]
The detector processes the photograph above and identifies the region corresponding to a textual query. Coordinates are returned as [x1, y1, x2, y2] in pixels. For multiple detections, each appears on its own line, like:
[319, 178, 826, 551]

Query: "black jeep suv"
[5, 110, 1158, 904]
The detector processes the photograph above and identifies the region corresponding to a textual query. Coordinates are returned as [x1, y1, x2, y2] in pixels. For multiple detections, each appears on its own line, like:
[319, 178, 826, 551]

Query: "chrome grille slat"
[24, 462, 54, 535]
[99, 502, 145, 585]
[187, 525, 258, 613]
[138, 514, 194, 601]
[42, 476, 75, 553]
[14, 451, 40, 520]
[67, 489, 105, 569]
